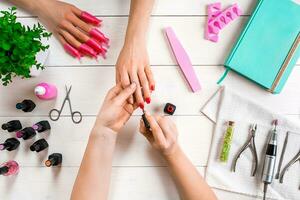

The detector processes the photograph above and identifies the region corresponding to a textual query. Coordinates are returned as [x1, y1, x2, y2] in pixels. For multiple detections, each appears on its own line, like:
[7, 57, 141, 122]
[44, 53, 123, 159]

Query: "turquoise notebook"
[223, 0, 300, 93]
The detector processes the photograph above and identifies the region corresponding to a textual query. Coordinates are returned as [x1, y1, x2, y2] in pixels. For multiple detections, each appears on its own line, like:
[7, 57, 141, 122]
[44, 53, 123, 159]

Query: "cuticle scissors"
[49, 85, 82, 124]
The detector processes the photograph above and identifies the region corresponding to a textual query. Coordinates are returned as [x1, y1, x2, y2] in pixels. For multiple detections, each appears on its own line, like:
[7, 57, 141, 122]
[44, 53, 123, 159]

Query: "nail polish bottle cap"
[35, 86, 46, 96]
[0, 166, 9, 175]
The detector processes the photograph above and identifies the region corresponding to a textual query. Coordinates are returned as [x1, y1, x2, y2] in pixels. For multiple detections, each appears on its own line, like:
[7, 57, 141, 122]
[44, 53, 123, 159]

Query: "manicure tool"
[262, 120, 278, 200]
[279, 148, 300, 190]
[232, 124, 258, 176]
[164, 27, 201, 92]
[49, 85, 82, 124]
[219, 121, 235, 162]
[275, 132, 289, 179]
[142, 112, 151, 131]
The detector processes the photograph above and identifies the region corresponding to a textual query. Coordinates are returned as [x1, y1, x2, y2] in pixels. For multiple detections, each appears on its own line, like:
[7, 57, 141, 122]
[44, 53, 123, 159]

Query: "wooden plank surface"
[1, 0, 256, 16]
[0, 116, 213, 167]
[1, 0, 299, 200]
[0, 66, 300, 116]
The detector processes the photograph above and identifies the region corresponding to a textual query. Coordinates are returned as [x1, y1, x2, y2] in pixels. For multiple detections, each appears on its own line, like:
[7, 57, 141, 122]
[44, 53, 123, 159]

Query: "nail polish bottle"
[0, 138, 20, 151]
[32, 120, 51, 133]
[30, 139, 49, 152]
[16, 127, 36, 140]
[34, 82, 58, 100]
[1, 120, 22, 132]
[16, 99, 36, 112]
[45, 153, 63, 167]
[0, 161, 19, 176]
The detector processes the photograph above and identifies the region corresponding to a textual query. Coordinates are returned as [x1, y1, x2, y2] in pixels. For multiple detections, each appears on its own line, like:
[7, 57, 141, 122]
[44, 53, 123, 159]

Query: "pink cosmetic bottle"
[34, 82, 57, 100]
[0, 161, 19, 176]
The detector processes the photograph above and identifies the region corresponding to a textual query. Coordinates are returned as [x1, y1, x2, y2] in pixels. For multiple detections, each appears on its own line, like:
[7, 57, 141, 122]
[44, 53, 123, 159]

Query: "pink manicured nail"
[85, 39, 106, 58]
[81, 11, 102, 26]
[63, 44, 81, 60]
[89, 28, 109, 44]
[79, 44, 98, 58]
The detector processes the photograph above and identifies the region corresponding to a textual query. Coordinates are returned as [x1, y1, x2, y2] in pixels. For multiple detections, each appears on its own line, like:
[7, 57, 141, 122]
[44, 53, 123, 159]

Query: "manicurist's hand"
[139, 112, 179, 158]
[140, 113, 217, 200]
[71, 83, 137, 200]
[95, 83, 138, 133]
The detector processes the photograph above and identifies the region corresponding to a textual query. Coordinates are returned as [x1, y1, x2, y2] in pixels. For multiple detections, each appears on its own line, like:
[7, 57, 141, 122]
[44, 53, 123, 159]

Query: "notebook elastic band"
[217, 68, 230, 84]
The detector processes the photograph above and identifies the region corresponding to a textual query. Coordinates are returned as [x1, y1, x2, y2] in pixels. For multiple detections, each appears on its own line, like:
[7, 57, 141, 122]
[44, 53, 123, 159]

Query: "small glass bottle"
[30, 139, 49, 153]
[16, 127, 36, 140]
[1, 120, 22, 132]
[220, 121, 235, 162]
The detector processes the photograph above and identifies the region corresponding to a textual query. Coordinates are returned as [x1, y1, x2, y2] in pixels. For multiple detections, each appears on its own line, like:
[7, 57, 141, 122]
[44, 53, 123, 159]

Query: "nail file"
[164, 27, 201, 92]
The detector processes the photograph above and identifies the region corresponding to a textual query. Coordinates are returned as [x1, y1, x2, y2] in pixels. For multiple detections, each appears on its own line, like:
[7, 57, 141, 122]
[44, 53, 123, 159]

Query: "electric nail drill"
[1, 120, 22, 132]
[16, 127, 36, 140]
[262, 120, 278, 200]
[0, 161, 19, 176]
[45, 153, 63, 167]
[0, 138, 20, 151]
[32, 120, 51, 133]
[30, 139, 49, 153]
[16, 99, 36, 112]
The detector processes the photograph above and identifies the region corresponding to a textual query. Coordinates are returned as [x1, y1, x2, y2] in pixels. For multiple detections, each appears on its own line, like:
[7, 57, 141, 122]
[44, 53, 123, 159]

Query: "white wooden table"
[0, 1, 299, 199]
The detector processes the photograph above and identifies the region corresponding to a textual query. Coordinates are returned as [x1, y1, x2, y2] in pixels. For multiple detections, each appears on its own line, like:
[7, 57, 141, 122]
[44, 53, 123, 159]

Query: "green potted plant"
[0, 7, 52, 86]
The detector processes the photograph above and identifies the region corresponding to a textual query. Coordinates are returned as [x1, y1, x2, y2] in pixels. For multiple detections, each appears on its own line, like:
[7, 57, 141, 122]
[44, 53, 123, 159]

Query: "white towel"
[202, 86, 300, 200]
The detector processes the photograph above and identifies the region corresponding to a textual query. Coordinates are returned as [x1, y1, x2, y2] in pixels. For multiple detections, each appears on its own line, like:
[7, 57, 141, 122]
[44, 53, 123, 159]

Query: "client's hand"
[139, 112, 179, 158]
[95, 83, 138, 133]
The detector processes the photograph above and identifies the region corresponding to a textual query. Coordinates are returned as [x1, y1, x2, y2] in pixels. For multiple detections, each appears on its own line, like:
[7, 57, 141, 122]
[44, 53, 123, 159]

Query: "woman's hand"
[139, 112, 179, 158]
[115, 37, 155, 109]
[94, 83, 138, 133]
[31, 0, 107, 58]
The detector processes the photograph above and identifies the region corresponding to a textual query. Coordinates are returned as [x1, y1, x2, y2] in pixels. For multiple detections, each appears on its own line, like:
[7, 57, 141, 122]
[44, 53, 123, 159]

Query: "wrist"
[163, 144, 183, 163]
[91, 125, 118, 141]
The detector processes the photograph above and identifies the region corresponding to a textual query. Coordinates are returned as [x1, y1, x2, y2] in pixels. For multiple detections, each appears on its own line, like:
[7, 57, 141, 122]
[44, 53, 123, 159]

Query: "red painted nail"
[81, 11, 102, 26]
[150, 85, 155, 91]
[139, 103, 144, 110]
[146, 97, 151, 104]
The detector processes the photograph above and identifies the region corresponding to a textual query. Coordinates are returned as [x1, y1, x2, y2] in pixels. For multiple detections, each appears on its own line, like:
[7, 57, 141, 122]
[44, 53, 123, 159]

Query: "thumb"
[113, 82, 137, 104]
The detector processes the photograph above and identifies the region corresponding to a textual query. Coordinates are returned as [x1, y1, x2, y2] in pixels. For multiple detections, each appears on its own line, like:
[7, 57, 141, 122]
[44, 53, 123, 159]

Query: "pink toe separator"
[205, 3, 242, 43]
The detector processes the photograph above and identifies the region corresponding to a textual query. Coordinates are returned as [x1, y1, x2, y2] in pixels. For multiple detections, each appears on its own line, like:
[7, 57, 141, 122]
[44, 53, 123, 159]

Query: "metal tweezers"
[232, 124, 258, 176]
[279, 148, 300, 190]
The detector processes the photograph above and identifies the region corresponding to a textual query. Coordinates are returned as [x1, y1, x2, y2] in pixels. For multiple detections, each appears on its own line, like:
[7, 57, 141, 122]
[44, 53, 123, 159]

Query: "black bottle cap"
[3, 138, 20, 151]
[0, 166, 9, 175]
[30, 139, 49, 152]
[1, 120, 22, 132]
[34, 120, 51, 132]
[16, 100, 36, 112]
[45, 153, 63, 167]
[17, 127, 36, 140]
